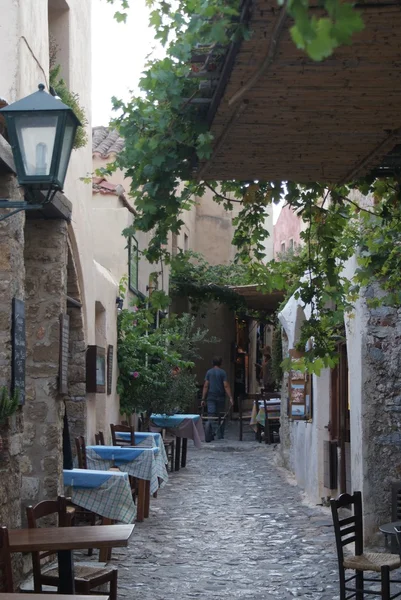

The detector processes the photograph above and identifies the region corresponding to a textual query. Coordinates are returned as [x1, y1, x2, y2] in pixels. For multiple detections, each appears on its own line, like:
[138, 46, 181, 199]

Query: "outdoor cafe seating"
[72, 430, 169, 522]
[331, 491, 401, 600]
[25, 496, 117, 599]
[111, 422, 175, 473]
[238, 393, 281, 443]
[1, 490, 134, 597]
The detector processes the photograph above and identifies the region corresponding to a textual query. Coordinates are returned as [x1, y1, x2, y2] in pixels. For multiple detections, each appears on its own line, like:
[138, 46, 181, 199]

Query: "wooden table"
[0, 593, 109, 600]
[379, 520, 401, 553]
[8, 524, 134, 595]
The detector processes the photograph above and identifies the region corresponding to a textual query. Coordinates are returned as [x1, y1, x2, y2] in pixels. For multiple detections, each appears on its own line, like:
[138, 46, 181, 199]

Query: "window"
[48, 0, 71, 87]
[281, 242, 286, 253]
[288, 238, 294, 251]
[129, 237, 139, 293]
[184, 233, 189, 252]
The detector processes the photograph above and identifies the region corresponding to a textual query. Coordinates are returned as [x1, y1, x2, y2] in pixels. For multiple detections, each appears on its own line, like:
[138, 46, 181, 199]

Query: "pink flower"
[131, 371, 139, 379]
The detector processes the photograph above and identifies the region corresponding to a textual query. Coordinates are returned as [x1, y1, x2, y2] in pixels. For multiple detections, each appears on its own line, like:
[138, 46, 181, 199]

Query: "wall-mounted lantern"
[0, 84, 80, 221]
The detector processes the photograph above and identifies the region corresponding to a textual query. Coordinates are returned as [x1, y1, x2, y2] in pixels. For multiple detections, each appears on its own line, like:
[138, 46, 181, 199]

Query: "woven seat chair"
[0, 526, 13, 592]
[26, 496, 118, 600]
[75, 435, 88, 469]
[331, 491, 401, 600]
[238, 394, 262, 441]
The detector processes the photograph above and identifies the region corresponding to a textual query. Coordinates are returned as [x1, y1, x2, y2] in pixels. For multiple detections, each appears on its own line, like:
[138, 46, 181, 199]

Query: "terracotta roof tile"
[92, 126, 125, 158]
[92, 176, 126, 197]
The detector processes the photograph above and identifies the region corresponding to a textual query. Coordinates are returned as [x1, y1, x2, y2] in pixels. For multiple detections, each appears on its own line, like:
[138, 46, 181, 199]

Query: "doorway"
[330, 342, 351, 493]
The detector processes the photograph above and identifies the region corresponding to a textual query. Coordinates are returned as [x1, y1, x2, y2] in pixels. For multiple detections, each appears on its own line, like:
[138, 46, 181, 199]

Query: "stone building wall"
[65, 244, 87, 451]
[361, 287, 401, 539]
[0, 175, 25, 535]
[22, 219, 68, 514]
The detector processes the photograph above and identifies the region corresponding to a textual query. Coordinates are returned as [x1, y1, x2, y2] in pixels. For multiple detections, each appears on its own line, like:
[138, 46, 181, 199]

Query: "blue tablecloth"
[116, 431, 161, 448]
[63, 468, 127, 489]
[85, 446, 167, 494]
[63, 468, 136, 523]
[87, 445, 148, 465]
[151, 414, 200, 428]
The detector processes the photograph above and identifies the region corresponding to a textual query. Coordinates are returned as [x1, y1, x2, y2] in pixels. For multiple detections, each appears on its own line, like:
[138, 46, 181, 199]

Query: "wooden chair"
[75, 435, 87, 469]
[109, 424, 139, 502]
[0, 526, 13, 592]
[110, 423, 135, 447]
[159, 429, 175, 473]
[95, 431, 105, 445]
[139, 417, 175, 473]
[331, 491, 401, 600]
[262, 396, 281, 445]
[238, 394, 258, 441]
[26, 496, 118, 600]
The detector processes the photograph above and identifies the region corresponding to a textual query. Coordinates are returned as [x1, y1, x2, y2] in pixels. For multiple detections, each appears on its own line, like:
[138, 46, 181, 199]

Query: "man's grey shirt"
[205, 367, 227, 399]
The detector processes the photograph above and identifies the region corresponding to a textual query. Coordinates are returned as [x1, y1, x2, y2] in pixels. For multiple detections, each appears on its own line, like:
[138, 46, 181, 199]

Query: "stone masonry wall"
[362, 284, 401, 540]
[0, 175, 25, 534]
[22, 219, 68, 517]
[65, 244, 87, 453]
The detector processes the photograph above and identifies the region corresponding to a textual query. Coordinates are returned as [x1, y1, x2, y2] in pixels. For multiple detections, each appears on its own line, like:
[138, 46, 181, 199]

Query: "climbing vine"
[170, 251, 250, 312]
[101, 0, 401, 374]
[106, 0, 364, 61]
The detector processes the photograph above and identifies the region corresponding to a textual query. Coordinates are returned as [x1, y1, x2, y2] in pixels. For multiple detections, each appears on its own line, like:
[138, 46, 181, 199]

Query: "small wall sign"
[107, 345, 113, 395]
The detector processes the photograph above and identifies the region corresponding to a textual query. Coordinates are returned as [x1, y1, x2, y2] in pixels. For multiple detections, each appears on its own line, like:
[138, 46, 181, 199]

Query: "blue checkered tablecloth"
[86, 446, 168, 495]
[63, 468, 136, 523]
[151, 414, 200, 428]
[116, 432, 168, 465]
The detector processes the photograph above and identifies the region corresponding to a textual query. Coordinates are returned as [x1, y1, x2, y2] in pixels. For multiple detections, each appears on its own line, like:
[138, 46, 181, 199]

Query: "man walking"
[201, 357, 233, 440]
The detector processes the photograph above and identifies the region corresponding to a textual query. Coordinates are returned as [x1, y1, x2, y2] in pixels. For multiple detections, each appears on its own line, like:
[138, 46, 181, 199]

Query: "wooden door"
[328, 342, 351, 493]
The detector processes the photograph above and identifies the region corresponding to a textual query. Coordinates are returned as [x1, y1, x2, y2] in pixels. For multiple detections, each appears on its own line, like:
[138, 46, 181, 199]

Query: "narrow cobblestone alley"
[114, 426, 340, 600]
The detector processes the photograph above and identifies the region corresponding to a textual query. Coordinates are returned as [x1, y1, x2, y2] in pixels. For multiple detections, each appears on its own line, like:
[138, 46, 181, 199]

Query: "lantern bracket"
[0, 187, 58, 221]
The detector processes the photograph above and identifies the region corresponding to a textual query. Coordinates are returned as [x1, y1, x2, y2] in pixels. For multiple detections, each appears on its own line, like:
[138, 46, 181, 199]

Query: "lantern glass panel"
[56, 113, 76, 187]
[15, 114, 58, 177]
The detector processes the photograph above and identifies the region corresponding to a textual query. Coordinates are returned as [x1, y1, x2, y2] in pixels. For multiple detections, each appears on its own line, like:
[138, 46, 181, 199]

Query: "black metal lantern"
[0, 84, 80, 195]
[0, 85, 81, 220]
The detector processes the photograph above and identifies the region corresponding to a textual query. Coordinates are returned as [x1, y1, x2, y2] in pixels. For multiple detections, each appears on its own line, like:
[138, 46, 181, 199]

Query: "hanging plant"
[0, 387, 19, 424]
[0, 387, 19, 452]
[49, 37, 88, 149]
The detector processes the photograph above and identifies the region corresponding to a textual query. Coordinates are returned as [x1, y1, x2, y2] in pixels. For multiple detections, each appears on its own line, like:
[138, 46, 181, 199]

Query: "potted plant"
[117, 303, 215, 423]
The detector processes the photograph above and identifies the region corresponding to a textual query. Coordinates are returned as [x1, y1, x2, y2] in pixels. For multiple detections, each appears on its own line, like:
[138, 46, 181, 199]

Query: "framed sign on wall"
[107, 344, 113, 395]
[86, 345, 106, 393]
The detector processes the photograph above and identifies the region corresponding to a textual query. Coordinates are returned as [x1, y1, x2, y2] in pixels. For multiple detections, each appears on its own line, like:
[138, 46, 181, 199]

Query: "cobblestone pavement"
[112, 423, 341, 600]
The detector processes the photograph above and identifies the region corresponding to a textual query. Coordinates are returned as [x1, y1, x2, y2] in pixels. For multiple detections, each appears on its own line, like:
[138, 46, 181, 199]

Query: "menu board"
[107, 345, 113, 395]
[289, 371, 313, 420]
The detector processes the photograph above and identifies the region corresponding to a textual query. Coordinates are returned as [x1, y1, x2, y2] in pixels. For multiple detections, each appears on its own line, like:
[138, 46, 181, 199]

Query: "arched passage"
[64, 240, 87, 450]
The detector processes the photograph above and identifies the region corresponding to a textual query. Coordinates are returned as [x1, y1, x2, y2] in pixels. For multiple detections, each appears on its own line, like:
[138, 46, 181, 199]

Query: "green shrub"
[0, 387, 19, 424]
